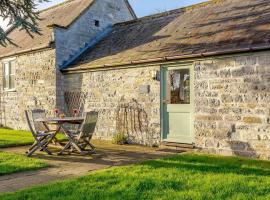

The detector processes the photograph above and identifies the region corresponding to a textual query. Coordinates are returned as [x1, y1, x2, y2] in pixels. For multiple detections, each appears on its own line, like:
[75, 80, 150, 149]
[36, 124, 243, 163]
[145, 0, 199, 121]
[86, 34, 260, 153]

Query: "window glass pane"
[2, 60, 15, 90]
[10, 75, 15, 89]
[3, 62, 9, 89]
[10, 61, 15, 75]
[4, 76, 9, 89]
[4, 63, 9, 76]
[3, 76, 6, 89]
[169, 68, 190, 104]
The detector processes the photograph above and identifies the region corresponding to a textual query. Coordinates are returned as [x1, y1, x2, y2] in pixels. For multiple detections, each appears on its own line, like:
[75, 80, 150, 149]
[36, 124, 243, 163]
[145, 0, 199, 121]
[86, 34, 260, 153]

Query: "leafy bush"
[112, 133, 128, 145]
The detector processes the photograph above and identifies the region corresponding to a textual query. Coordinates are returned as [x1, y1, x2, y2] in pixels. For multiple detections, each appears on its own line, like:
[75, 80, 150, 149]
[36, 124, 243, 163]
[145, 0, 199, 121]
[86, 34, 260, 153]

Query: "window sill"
[4, 89, 16, 92]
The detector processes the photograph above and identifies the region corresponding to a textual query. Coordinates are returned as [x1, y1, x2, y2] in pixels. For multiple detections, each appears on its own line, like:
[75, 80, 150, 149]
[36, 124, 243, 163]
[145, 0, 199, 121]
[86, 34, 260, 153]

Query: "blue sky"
[39, 0, 207, 17]
[129, 0, 207, 17]
[1, 0, 207, 29]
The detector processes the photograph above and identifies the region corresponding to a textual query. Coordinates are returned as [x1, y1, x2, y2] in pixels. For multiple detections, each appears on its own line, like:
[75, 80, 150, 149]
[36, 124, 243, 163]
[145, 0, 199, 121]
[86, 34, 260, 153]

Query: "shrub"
[112, 133, 128, 145]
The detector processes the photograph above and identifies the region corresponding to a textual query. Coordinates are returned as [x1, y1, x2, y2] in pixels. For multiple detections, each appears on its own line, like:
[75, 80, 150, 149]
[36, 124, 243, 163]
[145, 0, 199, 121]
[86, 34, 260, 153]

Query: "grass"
[0, 128, 66, 148]
[0, 151, 48, 176]
[1, 153, 270, 200]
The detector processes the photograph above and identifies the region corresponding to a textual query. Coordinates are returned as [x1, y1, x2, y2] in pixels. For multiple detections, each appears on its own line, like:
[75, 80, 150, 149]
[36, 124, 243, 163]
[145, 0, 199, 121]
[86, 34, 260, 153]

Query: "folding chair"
[31, 109, 50, 132]
[25, 110, 55, 157]
[32, 109, 61, 145]
[59, 111, 98, 155]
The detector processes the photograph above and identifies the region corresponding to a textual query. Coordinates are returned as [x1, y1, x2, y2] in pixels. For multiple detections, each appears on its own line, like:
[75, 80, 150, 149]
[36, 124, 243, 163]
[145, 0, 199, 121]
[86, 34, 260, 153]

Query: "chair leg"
[27, 136, 53, 156]
[27, 141, 37, 153]
[64, 135, 83, 154]
[27, 145, 40, 157]
[27, 140, 43, 154]
[40, 135, 54, 154]
[29, 136, 45, 153]
[58, 141, 71, 155]
[70, 140, 83, 153]
[40, 145, 52, 155]
[89, 142, 95, 151]
[39, 136, 50, 151]
[83, 138, 95, 151]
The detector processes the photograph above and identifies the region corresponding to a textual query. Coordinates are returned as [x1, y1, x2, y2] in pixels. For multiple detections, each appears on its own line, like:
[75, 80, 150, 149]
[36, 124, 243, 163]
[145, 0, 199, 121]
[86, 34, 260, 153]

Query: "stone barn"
[0, 0, 270, 159]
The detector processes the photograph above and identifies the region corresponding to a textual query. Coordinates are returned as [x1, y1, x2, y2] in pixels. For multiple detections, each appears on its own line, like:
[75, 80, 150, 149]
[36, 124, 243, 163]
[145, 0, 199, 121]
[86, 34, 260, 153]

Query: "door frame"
[160, 62, 195, 143]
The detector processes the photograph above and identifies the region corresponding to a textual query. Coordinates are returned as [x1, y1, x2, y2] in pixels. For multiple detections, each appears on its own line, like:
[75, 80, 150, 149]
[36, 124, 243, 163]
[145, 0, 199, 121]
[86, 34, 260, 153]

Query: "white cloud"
[0, 18, 9, 31]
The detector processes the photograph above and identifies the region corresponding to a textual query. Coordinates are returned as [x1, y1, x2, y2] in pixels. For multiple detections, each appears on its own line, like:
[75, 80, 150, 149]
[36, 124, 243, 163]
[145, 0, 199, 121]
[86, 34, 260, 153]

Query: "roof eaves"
[62, 45, 270, 73]
[0, 44, 53, 59]
[47, 24, 68, 29]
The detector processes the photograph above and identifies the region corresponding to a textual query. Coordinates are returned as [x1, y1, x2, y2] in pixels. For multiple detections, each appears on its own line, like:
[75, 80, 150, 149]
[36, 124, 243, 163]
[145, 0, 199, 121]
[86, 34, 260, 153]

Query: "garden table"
[36, 117, 84, 125]
[35, 117, 84, 152]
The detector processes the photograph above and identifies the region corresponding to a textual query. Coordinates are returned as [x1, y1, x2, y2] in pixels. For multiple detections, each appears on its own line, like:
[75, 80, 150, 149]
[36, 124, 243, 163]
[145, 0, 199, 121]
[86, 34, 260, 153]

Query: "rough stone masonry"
[0, 49, 57, 130]
[194, 53, 270, 160]
[64, 51, 270, 160]
[0, 49, 269, 160]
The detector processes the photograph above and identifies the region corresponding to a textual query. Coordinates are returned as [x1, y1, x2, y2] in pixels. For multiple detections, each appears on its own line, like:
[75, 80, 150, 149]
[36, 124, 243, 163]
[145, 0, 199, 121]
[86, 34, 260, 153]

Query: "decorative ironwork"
[116, 98, 149, 144]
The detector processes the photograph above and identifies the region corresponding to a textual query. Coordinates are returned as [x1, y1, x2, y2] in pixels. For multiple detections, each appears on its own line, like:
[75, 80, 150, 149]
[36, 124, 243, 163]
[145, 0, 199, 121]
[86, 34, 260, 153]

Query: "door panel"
[162, 65, 194, 144]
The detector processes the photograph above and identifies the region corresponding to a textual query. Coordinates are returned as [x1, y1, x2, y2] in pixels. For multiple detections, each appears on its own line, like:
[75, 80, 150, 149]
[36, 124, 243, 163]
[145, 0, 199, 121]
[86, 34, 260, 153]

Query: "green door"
[162, 65, 194, 144]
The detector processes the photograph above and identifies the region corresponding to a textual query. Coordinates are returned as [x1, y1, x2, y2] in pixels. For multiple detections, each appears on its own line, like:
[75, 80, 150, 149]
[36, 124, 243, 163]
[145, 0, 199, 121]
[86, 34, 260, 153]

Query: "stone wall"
[0, 49, 58, 130]
[64, 66, 161, 146]
[194, 53, 270, 160]
[64, 51, 270, 159]
[0, 46, 269, 160]
[55, 0, 135, 67]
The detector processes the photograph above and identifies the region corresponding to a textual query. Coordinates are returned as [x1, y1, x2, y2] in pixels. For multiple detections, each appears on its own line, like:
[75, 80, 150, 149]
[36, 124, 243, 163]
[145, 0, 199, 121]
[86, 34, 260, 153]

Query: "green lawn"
[0, 151, 48, 176]
[1, 153, 270, 200]
[0, 128, 66, 148]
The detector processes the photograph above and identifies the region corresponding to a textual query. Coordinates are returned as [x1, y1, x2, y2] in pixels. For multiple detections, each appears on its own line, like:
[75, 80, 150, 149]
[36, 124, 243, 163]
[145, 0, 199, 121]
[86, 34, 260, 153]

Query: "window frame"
[94, 20, 100, 27]
[2, 58, 16, 92]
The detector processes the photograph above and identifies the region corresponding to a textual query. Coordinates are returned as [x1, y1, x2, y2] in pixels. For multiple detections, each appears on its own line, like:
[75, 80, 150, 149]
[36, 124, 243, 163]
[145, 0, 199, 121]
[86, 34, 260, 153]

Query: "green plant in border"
[112, 133, 128, 145]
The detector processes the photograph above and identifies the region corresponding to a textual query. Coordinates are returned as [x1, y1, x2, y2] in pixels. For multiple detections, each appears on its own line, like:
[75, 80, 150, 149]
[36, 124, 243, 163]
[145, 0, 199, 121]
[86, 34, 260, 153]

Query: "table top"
[35, 117, 84, 124]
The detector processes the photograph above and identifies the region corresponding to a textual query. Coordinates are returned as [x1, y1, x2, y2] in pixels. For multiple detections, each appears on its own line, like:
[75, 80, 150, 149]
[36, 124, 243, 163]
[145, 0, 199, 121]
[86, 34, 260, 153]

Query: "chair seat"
[36, 131, 53, 137]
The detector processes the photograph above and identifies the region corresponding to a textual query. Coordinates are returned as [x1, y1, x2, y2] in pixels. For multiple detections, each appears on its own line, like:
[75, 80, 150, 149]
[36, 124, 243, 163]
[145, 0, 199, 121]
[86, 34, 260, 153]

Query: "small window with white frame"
[2, 59, 15, 91]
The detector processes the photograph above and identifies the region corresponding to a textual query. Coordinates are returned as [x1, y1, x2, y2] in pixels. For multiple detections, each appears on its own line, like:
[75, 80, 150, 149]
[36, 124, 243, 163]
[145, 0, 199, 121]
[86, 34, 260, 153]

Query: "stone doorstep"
[0, 141, 178, 193]
[161, 141, 196, 150]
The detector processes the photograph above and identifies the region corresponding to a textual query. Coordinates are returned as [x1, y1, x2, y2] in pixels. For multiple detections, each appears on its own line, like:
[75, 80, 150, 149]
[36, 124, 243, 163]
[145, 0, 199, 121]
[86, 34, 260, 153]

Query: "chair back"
[25, 110, 38, 139]
[31, 109, 48, 133]
[80, 111, 98, 138]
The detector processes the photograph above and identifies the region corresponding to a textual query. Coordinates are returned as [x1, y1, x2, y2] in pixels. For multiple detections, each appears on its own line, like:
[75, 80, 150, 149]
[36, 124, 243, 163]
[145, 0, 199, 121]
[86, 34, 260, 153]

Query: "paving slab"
[0, 140, 185, 193]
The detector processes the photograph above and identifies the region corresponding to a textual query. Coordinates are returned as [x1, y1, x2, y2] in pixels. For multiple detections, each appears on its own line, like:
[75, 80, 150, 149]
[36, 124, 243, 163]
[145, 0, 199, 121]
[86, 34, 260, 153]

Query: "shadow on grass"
[144, 154, 270, 177]
[30, 147, 168, 167]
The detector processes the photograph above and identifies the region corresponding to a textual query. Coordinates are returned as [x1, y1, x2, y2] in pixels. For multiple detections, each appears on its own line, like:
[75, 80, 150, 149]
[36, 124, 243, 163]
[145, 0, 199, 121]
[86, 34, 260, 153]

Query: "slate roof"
[67, 0, 270, 71]
[0, 0, 136, 59]
[0, 0, 98, 58]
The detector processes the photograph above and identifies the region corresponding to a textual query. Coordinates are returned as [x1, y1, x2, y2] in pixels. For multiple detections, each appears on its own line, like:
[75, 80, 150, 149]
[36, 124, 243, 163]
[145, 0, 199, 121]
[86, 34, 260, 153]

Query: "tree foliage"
[0, 0, 49, 46]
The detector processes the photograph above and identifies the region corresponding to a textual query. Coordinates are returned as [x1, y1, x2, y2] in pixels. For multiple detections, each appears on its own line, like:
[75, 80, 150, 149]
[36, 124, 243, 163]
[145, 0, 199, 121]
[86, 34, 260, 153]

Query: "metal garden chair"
[25, 110, 55, 157]
[59, 111, 98, 155]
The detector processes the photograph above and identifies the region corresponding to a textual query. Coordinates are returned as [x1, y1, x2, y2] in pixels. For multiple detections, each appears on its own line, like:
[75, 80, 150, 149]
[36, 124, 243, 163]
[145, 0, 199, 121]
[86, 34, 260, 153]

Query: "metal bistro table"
[36, 117, 84, 152]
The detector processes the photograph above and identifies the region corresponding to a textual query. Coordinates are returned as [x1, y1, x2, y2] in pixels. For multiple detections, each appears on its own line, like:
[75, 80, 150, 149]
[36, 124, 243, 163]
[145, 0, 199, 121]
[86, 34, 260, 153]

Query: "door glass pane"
[168, 68, 190, 104]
